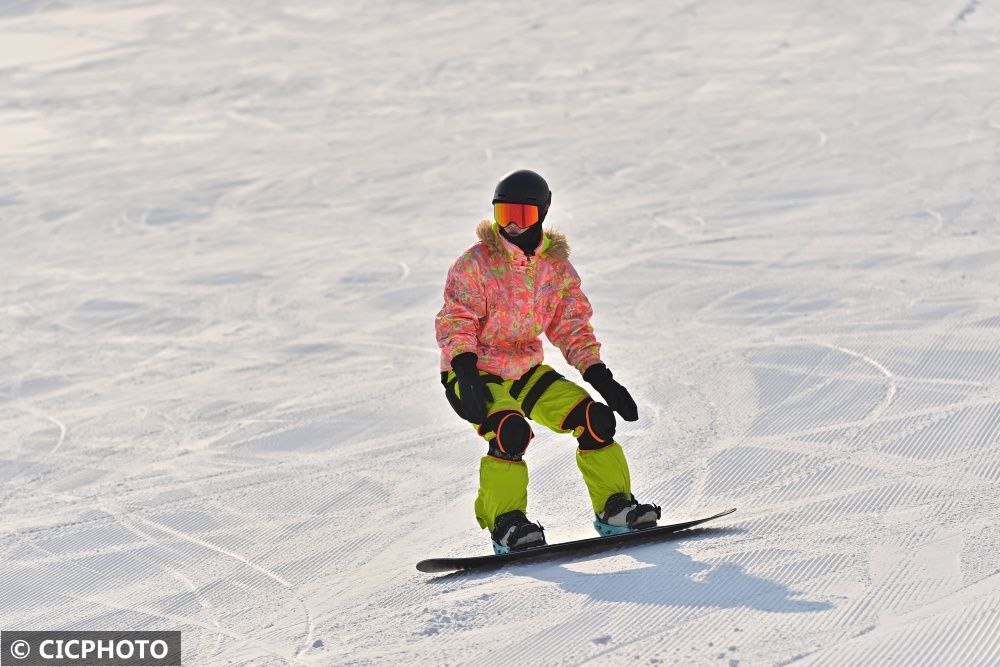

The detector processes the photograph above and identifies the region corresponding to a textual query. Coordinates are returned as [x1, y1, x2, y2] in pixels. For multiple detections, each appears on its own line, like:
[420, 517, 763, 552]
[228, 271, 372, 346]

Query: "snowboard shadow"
[527, 527, 832, 614]
[427, 527, 831, 615]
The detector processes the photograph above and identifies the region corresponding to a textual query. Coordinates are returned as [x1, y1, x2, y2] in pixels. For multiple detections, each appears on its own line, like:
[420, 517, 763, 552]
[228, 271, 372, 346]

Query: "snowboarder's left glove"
[583, 363, 638, 422]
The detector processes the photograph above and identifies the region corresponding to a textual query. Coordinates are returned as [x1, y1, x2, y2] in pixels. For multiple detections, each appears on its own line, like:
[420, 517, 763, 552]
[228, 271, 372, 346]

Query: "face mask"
[499, 221, 542, 256]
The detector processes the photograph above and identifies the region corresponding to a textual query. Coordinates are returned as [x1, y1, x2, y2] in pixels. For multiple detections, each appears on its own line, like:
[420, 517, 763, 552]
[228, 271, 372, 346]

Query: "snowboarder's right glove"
[583, 363, 639, 422]
[451, 352, 489, 424]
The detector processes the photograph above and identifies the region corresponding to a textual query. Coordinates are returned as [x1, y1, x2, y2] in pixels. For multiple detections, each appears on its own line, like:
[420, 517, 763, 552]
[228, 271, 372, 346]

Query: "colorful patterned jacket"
[435, 221, 602, 380]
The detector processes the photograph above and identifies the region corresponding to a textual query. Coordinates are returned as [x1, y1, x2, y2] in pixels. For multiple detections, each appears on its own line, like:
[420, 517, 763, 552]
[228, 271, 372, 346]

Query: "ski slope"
[2, 0, 999, 665]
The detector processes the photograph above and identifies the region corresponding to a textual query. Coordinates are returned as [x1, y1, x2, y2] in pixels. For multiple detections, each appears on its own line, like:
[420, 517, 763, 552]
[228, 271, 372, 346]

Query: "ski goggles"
[494, 202, 540, 229]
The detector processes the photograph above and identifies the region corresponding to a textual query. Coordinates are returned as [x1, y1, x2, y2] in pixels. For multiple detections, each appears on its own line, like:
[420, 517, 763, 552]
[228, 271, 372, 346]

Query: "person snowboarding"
[435, 169, 661, 554]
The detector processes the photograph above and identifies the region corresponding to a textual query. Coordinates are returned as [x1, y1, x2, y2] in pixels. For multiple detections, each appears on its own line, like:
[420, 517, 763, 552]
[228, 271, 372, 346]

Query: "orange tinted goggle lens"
[494, 202, 540, 229]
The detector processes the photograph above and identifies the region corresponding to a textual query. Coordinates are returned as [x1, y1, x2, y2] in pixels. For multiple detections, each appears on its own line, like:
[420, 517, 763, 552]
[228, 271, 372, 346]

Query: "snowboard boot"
[594, 493, 661, 536]
[491, 510, 546, 555]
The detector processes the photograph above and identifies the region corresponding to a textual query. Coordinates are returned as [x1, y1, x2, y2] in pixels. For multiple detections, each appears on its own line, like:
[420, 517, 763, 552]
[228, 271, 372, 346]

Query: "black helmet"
[493, 169, 551, 223]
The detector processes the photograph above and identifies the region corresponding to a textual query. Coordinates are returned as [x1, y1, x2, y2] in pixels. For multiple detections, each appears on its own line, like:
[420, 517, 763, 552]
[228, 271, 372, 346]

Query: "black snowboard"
[416, 507, 736, 574]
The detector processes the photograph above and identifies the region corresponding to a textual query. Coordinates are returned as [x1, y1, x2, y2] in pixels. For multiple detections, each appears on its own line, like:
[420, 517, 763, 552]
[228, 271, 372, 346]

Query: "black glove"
[451, 352, 489, 424]
[583, 363, 638, 422]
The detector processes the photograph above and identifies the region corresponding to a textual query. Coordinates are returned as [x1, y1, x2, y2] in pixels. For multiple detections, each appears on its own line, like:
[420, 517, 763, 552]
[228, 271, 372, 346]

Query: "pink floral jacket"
[435, 221, 602, 379]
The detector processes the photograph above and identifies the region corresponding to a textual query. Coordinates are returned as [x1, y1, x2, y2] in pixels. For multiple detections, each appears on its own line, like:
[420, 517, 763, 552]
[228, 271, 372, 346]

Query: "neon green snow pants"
[442, 364, 632, 531]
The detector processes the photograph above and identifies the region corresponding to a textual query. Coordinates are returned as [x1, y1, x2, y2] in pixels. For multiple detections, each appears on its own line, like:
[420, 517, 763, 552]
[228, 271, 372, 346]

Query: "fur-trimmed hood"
[476, 220, 569, 262]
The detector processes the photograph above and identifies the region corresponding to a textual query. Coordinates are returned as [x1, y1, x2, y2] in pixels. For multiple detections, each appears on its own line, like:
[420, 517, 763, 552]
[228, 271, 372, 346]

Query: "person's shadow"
[429, 528, 832, 614]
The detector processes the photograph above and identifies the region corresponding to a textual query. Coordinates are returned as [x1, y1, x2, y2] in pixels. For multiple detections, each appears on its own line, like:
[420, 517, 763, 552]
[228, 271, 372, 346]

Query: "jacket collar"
[476, 220, 569, 262]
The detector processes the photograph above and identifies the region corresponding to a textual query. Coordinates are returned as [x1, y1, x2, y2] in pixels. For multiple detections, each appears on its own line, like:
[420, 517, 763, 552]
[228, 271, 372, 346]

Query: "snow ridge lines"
[817, 342, 898, 428]
[124, 511, 315, 660]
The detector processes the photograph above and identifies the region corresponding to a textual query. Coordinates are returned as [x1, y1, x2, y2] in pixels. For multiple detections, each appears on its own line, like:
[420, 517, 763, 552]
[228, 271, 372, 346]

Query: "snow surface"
[2, 0, 999, 665]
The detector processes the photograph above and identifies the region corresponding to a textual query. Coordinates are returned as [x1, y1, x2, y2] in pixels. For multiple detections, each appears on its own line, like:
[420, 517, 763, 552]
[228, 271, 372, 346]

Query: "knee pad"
[480, 410, 533, 461]
[565, 399, 616, 450]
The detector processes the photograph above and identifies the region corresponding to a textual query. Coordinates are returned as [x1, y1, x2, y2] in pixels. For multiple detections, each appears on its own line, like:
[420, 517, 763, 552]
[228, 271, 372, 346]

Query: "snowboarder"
[436, 169, 661, 554]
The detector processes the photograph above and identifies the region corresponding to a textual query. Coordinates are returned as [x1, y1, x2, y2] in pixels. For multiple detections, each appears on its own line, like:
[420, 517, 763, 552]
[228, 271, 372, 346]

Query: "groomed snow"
[2, 1, 999, 665]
